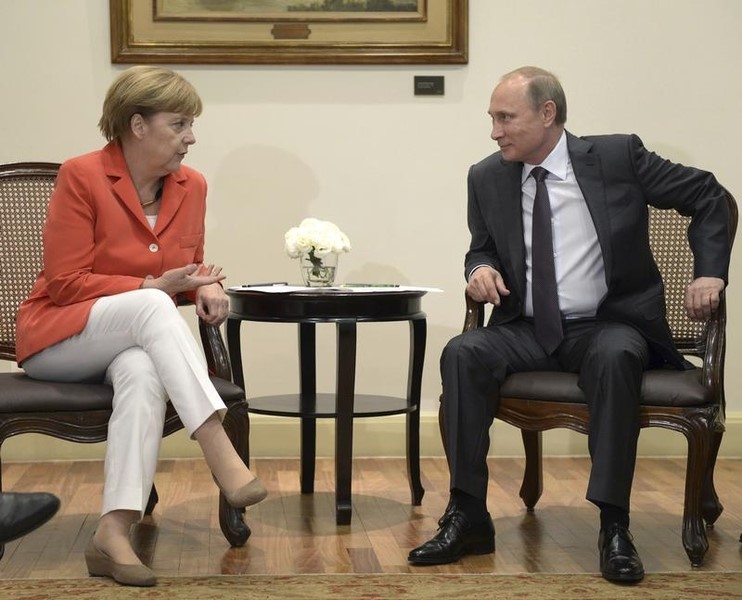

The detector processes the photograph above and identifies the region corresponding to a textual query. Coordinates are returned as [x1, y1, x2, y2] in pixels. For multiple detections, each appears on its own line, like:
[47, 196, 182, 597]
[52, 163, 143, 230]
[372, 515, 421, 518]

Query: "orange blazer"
[16, 142, 209, 364]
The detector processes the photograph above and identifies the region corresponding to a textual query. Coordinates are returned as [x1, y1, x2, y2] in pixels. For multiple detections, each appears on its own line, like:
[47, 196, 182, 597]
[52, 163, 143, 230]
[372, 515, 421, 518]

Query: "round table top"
[226, 288, 427, 323]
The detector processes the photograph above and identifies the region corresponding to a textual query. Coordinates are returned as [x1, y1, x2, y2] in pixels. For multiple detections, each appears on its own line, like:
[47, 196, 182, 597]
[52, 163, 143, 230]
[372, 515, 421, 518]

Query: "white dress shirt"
[521, 131, 607, 319]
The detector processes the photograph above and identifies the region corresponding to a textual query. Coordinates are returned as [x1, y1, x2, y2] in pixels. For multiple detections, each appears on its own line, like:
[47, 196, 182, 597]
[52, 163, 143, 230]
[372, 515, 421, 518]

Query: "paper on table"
[227, 285, 443, 294]
[227, 285, 311, 293]
[340, 285, 443, 293]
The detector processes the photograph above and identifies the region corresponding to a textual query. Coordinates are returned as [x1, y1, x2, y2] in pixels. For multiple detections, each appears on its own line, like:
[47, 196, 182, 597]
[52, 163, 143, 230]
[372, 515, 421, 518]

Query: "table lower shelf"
[246, 393, 416, 418]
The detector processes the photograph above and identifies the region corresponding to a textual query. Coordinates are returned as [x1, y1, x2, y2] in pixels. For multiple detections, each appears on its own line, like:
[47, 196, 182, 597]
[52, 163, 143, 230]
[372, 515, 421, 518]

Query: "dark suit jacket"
[464, 132, 730, 368]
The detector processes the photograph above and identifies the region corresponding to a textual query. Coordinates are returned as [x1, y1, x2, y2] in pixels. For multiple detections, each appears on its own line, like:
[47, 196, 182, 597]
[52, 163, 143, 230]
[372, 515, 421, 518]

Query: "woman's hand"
[195, 281, 229, 326]
[142, 264, 225, 296]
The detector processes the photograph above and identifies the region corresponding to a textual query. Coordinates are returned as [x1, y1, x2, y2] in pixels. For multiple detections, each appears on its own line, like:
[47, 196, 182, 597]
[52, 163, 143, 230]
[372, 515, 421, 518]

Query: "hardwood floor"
[1, 457, 740, 579]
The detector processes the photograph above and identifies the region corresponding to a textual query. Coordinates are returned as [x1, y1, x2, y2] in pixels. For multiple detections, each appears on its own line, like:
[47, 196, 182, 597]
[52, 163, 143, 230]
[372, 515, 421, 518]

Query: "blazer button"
[149, 243, 159, 253]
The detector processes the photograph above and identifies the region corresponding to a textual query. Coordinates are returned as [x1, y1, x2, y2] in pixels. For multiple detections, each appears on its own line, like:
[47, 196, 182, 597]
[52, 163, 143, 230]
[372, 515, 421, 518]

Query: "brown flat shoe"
[84, 538, 157, 587]
[220, 477, 268, 509]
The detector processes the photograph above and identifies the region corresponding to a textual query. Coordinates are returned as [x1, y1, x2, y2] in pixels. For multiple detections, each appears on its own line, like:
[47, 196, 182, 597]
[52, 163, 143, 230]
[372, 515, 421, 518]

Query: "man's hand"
[142, 264, 225, 296]
[195, 281, 229, 326]
[466, 266, 511, 306]
[685, 276, 725, 321]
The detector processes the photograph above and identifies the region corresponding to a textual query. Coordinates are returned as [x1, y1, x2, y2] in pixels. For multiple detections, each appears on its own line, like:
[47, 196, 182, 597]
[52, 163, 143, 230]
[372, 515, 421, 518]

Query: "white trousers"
[23, 289, 226, 517]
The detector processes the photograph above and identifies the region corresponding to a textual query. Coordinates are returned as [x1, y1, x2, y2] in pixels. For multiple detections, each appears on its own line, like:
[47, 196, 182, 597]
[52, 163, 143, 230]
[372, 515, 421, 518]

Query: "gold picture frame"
[110, 0, 468, 65]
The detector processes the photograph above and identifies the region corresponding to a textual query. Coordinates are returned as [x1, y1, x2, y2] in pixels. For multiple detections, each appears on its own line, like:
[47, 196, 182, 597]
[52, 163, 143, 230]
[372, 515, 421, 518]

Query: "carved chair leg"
[701, 429, 724, 527]
[406, 408, 424, 506]
[219, 401, 252, 547]
[144, 485, 159, 516]
[520, 430, 543, 511]
[681, 424, 710, 566]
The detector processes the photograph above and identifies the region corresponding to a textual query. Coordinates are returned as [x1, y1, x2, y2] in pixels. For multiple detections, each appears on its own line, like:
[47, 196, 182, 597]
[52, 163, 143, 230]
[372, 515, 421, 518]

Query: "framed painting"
[110, 0, 468, 65]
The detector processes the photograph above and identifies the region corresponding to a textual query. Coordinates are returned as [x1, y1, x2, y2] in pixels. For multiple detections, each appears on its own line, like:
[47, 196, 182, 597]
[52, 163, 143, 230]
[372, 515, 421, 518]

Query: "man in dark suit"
[407, 66, 730, 583]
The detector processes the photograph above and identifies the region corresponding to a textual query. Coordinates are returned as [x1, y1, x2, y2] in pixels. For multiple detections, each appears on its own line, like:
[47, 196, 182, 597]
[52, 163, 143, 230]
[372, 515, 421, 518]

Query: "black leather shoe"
[0, 492, 60, 545]
[408, 510, 495, 565]
[437, 499, 456, 528]
[598, 523, 644, 582]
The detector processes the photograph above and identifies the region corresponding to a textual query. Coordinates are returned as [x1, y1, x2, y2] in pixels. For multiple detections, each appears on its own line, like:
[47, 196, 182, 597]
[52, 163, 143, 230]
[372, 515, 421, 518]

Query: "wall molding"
[4, 411, 742, 462]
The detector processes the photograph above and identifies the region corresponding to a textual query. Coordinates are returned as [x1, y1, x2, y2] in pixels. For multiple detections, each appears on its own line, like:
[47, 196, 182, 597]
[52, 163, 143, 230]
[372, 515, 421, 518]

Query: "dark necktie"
[530, 166, 563, 354]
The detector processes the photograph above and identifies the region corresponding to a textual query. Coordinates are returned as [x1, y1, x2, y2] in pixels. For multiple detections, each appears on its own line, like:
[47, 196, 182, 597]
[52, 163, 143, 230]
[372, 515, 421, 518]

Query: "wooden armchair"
[0, 162, 251, 555]
[451, 190, 737, 567]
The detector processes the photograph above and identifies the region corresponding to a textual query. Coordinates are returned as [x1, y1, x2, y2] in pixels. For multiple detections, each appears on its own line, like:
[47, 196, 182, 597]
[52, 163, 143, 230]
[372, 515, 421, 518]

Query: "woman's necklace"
[140, 184, 163, 208]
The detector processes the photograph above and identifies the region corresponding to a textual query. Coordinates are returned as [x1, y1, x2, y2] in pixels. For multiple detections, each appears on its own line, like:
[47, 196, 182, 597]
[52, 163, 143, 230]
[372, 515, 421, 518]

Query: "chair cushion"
[0, 372, 245, 412]
[0, 372, 113, 412]
[500, 367, 709, 407]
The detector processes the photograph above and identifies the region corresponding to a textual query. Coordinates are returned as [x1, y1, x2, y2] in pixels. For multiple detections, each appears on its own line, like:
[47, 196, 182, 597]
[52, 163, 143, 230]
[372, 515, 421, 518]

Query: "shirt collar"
[521, 130, 568, 184]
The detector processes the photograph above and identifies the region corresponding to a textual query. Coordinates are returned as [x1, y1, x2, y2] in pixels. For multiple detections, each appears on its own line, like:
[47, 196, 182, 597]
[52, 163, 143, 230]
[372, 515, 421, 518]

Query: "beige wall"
[1, 0, 741, 460]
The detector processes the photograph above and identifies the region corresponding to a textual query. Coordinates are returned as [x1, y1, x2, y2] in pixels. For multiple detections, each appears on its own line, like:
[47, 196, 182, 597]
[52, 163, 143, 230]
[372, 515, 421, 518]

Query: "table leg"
[407, 317, 426, 505]
[335, 319, 357, 525]
[298, 322, 317, 494]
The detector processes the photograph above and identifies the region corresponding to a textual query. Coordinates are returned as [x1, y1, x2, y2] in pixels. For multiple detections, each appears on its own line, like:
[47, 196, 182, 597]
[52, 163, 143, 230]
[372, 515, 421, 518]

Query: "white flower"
[284, 218, 351, 258]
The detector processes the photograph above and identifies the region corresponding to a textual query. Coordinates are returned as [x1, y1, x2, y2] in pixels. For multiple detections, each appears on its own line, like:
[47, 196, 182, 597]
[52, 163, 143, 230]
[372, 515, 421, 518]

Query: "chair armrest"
[176, 296, 233, 381]
[198, 320, 232, 381]
[464, 292, 486, 333]
[702, 291, 726, 416]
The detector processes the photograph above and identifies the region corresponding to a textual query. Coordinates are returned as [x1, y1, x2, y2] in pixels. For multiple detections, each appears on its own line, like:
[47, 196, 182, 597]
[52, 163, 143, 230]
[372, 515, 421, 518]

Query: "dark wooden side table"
[226, 288, 427, 525]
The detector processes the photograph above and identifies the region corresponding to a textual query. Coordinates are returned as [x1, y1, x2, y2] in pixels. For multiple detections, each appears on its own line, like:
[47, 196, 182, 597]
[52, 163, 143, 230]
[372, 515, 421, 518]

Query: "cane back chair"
[450, 189, 737, 566]
[0, 162, 251, 555]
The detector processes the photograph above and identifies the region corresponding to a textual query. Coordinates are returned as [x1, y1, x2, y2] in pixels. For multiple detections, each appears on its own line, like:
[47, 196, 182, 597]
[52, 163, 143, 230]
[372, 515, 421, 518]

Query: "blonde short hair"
[98, 66, 203, 141]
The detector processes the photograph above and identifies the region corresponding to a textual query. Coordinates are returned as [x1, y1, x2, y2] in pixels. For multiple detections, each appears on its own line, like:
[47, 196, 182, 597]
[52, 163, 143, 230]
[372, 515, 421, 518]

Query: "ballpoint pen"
[341, 283, 400, 287]
[242, 282, 289, 287]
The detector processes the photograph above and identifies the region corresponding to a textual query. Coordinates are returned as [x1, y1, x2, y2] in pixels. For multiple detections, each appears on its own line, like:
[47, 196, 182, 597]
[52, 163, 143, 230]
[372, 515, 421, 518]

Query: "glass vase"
[300, 251, 338, 287]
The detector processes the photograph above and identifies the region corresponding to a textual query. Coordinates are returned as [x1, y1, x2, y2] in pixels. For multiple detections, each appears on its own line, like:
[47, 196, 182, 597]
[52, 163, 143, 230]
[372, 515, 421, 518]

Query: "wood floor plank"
[0, 457, 740, 579]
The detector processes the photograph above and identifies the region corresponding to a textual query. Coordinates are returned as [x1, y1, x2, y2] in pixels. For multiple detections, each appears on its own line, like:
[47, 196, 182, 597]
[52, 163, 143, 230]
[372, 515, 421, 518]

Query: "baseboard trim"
[3, 411, 742, 462]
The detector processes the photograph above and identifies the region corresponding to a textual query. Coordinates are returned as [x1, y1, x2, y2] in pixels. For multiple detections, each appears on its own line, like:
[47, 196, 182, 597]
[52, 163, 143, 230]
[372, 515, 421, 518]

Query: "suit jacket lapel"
[153, 171, 187, 235]
[567, 132, 614, 285]
[102, 142, 186, 236]
[494, 157, 527, 298]
[103, 143, 152, 230]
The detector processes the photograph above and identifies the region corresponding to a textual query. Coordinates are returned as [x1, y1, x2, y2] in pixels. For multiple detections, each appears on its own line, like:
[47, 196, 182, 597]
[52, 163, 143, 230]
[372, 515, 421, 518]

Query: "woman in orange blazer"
[16, 66, 266, 587]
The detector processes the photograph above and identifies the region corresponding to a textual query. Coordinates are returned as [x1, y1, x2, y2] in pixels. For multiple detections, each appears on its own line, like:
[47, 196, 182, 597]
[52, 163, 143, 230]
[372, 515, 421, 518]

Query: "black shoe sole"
[408, 540, 495, 565]
[601, 569, 645, 583]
